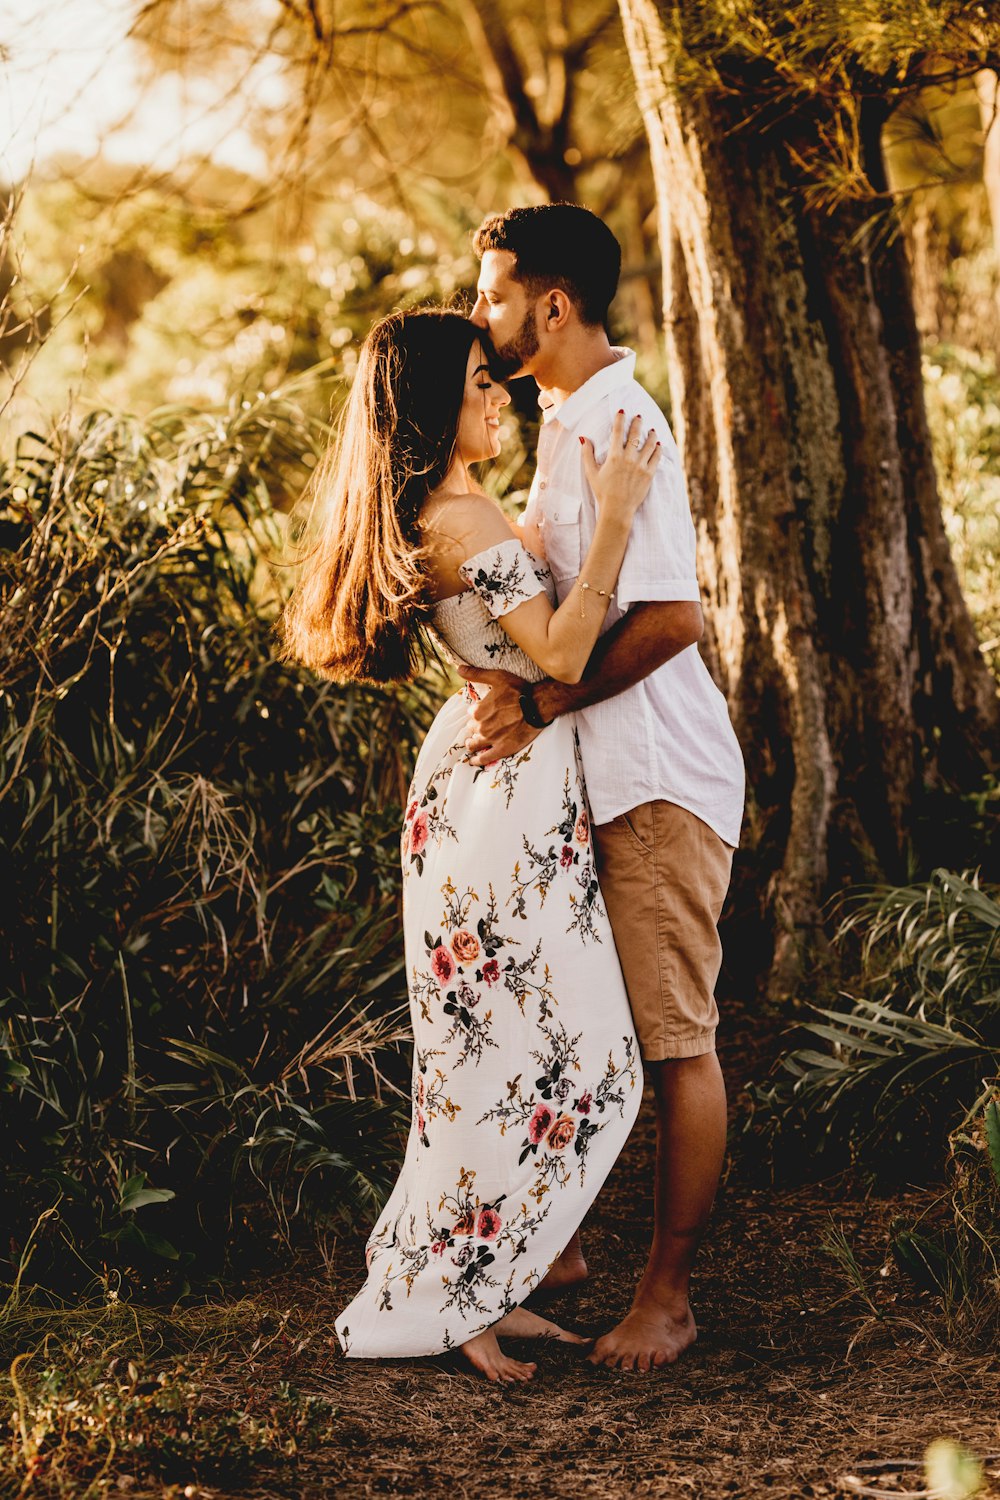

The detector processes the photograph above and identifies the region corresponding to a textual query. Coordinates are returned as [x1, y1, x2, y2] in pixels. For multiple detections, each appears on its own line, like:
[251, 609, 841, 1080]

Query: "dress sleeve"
[457, 537, 547, 619]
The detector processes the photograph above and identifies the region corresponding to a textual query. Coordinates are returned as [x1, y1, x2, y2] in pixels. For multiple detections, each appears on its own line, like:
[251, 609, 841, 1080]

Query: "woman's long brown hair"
[280, 309, 486, 683]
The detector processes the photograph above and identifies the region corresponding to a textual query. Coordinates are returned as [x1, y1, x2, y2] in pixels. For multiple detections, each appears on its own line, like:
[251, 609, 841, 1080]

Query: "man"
[466, 204, 745, 1372]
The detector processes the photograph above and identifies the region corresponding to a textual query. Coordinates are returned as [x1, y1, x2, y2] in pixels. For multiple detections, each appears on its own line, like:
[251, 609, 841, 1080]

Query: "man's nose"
[470, 295, 489, 328]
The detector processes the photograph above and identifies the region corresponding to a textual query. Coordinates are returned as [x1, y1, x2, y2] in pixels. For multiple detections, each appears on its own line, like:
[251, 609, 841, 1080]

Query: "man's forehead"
[477, 249, 518, 289]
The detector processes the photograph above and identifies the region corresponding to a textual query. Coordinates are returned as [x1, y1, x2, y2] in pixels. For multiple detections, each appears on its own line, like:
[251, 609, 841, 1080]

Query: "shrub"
[749, 869, 1000, 1173]
[0, 386, 442, 1293]
[751, 869, 1000, 1331]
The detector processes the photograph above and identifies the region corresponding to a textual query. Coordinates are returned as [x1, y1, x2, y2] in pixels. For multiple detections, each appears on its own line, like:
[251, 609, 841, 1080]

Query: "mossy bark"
[619, 0, 999, 994]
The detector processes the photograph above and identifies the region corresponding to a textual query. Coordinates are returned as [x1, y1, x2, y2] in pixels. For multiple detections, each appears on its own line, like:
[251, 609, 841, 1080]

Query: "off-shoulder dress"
[334, 537, 641, 1358]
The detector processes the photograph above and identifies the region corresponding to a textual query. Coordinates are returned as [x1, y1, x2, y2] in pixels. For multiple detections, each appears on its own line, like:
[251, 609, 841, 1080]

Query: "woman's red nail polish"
[578, 436, 585, 445]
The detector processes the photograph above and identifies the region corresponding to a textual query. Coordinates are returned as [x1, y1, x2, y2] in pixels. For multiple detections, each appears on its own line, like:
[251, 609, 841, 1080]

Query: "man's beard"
[490, 307, 539, 379]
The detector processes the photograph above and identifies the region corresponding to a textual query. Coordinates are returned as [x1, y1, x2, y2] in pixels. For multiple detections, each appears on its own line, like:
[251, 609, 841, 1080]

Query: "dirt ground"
[245, 1016, 1000, 1500]
[18, 1010, 996, 1500]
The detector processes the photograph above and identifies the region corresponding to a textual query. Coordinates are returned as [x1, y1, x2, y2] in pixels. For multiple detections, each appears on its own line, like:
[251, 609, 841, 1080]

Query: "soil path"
[283, 1021, 1000, 1500]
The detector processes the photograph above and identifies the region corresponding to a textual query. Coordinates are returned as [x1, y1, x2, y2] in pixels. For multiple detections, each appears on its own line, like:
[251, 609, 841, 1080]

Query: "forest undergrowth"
[1, 321, 998, 1500]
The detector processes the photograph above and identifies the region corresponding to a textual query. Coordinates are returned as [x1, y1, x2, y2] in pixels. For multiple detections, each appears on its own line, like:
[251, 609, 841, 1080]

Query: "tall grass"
[0, 387, 443, 1294]
[750, 870, 1000, 1169]
[750, 870, 1000, 1335]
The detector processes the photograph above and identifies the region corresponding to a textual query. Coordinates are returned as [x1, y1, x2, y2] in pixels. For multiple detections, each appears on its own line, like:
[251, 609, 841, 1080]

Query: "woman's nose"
[495, 387, 511, 409]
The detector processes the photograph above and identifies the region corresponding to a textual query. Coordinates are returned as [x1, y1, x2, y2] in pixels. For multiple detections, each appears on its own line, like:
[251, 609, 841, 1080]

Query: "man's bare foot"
[586, 1294, 697, 1372]
[537, 1240, 589, 1298]
[460, 1328, 537, 1383]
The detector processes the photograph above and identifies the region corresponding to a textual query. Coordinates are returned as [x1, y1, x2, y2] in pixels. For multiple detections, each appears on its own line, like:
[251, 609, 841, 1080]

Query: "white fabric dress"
[335, 538, 641, 1359]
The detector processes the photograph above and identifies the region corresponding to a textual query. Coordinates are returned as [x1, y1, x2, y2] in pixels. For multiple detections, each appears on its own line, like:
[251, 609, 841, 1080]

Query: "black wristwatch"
[518, 684, 552, 730]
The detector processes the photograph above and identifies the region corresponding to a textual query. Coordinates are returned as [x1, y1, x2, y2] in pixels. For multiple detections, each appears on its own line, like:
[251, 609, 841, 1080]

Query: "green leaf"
[110, 1220, 180, 1261]
[924, 1439, 982, 1500]
[120, 1180, 176, 1212]
[890, 1226, 949, 1293]
[985, 1098, 1000, 1190]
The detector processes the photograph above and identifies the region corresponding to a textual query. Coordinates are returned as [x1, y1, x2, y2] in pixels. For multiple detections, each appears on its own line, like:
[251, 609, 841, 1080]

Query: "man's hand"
[456, 665, 542, 765]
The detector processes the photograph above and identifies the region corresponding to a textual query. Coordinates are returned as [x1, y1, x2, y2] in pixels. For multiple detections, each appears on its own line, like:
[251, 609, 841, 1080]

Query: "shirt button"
[539, 480, 547, 489]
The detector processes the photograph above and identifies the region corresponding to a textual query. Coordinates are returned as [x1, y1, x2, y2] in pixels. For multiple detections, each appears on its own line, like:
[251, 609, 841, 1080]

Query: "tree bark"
[975, 69, 1000, 323]
[618, 0, 999, 995]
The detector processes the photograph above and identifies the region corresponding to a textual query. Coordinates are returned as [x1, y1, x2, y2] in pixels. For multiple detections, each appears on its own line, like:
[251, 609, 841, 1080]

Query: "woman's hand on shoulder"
[581, 411, 661, 526]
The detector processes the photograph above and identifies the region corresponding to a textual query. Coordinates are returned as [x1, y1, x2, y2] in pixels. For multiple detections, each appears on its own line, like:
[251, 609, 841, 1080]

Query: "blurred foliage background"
[0, 0, 998, 1336]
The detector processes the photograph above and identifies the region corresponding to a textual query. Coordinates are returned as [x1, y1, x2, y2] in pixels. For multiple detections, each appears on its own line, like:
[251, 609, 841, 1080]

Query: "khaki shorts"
[593, 800, 733, 1063]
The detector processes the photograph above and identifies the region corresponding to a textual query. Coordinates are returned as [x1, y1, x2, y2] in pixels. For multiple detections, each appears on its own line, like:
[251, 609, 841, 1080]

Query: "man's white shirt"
[521, 348, 745, 847]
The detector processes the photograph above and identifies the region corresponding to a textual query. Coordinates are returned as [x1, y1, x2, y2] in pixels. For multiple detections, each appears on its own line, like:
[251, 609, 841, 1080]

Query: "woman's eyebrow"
[472, 363, 491, 376]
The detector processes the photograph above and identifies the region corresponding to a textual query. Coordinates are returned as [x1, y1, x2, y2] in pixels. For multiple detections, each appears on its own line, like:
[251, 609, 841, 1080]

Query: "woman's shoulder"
[419, 492, 516, 557]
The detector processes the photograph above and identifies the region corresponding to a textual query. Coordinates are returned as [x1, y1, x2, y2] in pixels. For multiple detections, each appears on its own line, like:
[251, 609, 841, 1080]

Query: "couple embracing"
[283, 204, 745, 1382]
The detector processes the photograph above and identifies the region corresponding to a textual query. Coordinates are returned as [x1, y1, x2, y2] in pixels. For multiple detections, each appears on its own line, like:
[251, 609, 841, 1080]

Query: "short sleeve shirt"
[522, 348, 745, 846]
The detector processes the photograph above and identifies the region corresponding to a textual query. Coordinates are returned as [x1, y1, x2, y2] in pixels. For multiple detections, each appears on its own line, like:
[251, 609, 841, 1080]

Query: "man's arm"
[462, 600, 703, 765]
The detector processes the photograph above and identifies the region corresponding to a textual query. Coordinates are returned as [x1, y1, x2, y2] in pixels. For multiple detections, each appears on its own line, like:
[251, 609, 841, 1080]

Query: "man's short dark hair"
[472, 204, 621, 328]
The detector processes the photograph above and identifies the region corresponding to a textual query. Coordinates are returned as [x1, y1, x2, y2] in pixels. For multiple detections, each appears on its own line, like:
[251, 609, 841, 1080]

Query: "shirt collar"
[538, 347, 637, 429]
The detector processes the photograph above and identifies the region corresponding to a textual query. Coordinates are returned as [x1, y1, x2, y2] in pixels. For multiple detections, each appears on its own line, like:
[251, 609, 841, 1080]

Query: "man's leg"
[588, 1052, 726, 1369]
[588, 799, 733, 1370]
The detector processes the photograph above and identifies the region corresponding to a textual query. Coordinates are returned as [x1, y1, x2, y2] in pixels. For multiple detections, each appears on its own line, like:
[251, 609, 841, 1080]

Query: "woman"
[282, 309, 660, 1382]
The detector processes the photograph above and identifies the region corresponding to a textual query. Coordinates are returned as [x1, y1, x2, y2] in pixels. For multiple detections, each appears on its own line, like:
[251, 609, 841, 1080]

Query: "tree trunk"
[618, 0, 999, 995]
[975, 69, 1000, 324]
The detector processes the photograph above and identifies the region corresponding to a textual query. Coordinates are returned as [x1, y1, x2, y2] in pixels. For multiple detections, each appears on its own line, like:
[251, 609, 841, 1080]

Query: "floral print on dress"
[477, 1026, 637, 1203]
[458, 537, 547, 618]
[335, 538, 641, 1361]
[508, 765, 604, 942]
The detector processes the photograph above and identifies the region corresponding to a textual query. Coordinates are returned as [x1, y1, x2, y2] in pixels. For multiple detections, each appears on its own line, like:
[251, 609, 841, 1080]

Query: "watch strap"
[518, 684, 552, 730]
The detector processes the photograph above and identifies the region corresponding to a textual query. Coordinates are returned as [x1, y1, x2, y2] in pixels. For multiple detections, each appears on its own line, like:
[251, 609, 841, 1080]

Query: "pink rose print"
[416, 1075, 425, 1105]
[546, 1115, 576, 1151]
[431, 945, 456, 985]
[575, 1091, 593, 1115]
[405, 800, 419, 823]
[528, 1103, 555, 1144]
[411, 812, 429, 855]
[560, 845, 574, 868]
[451, 929, 480, 963]
[416, 1109, 426, 1135]
[481, 958, 500, 986]
[575, 811, 589, 845]
[477, 1208, 502, 1240]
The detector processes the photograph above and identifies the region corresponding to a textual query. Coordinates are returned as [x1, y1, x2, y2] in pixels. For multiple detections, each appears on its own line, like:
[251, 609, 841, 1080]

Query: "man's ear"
[542, 288, 573, 330]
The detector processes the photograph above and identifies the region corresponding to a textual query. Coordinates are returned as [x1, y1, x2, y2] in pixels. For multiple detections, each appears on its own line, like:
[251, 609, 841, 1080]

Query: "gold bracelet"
[578, 579, 609, 619]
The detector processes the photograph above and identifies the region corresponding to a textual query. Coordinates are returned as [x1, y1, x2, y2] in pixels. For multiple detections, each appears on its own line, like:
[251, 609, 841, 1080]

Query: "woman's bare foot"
[537, 1232, 589, 1298]
[460, 1306, 589, 1380]
[495, 1306, 589, 1344]
[460, 1328, 537, 1383]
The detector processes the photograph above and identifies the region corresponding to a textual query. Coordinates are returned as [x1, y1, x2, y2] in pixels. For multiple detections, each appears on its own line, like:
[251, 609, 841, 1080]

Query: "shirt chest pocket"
[538, 487, 583, 584]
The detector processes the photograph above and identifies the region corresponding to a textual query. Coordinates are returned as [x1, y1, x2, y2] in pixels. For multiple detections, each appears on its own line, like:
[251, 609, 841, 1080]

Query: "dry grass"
[5, 1055, 1000, 1500]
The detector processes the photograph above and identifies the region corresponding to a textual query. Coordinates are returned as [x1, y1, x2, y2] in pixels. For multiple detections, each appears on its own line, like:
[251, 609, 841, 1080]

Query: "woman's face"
[455, 341, 511, 464]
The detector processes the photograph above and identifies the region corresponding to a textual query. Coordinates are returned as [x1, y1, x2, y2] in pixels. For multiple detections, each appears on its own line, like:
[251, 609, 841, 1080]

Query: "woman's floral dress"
[335, 537, 641, 1359]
